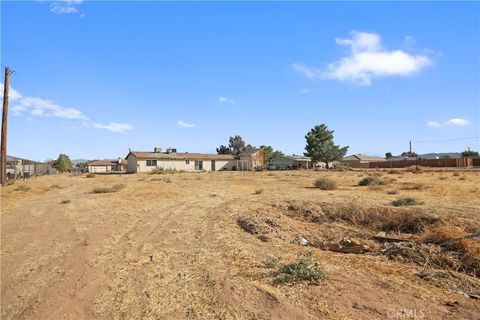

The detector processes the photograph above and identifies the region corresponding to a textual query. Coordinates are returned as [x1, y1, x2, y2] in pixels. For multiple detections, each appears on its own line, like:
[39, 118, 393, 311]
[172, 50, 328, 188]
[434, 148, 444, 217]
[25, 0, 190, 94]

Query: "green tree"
[304, 124, 349, 169]
[53, 154, 73, 172]
[385, 152, 393, 159]
[462, 150, 479, 157]
[228, 135, 246, 157]
[260, 145, 284, 163]
[216, 145, 232, 155]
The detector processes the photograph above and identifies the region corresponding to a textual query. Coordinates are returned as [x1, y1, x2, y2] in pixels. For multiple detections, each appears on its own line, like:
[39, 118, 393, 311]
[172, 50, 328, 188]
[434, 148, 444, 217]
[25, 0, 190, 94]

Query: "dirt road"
[1, 171, 479, 319]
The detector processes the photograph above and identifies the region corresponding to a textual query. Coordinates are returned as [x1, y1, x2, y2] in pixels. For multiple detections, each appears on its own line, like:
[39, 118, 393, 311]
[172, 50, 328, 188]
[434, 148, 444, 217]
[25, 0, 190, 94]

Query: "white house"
[87, 159, 126, 173]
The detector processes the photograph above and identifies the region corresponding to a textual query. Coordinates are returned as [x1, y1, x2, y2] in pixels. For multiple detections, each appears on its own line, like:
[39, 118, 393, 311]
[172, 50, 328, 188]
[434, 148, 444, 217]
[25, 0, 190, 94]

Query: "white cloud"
[177, 120, 196, 128]
[427, 121, 440, 128]
[446, 118, 471, 127]
[50, 0, 83, 14]
[92, 122, 133, 133]
[293, 31, 432, 86]
[1, 85, 89, 120]
[1, 83, 133, 134]
[219, 96, 236, 104]
[300, 88, 310, 95]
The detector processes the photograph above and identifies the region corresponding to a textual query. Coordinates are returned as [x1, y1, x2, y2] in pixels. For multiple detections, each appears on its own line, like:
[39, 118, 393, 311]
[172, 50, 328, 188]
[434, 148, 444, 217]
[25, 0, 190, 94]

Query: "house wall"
[341, 160, 369, 168]
[88, 165, 111, 173]
[135, 158, 236, 173]
[127, 156, 138, 173]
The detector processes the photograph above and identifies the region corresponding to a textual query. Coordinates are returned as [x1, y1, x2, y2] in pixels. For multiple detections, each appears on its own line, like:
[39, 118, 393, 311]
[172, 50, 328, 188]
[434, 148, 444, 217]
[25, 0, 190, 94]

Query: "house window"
[194, 160, 203, 170]
[185, 160, 190, 165]
[146, 160, 157, 167]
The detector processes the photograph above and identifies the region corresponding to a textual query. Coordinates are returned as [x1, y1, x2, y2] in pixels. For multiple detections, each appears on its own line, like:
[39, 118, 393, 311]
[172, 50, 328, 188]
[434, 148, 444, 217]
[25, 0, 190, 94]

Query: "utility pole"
[1, 67, 10, 186]
[409, 140, 412, 154]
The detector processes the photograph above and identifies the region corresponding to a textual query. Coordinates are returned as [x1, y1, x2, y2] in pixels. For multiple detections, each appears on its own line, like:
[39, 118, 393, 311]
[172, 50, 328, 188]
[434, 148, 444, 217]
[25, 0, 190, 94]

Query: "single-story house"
[126, 147, 265, 173]
[342, 154, 386, 168]
[268, 155, 312, 170]
[88, 159, 126, 173]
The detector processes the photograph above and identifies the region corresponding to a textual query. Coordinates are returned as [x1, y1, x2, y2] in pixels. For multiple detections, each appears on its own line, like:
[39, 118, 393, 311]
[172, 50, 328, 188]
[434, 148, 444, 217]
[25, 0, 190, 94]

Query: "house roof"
[343, 154, 386, 162]
[126, 151, 235, 161]
[88, 159, 125, 166]
[271, 155, 311, 162]
[238, 148, 262, 156]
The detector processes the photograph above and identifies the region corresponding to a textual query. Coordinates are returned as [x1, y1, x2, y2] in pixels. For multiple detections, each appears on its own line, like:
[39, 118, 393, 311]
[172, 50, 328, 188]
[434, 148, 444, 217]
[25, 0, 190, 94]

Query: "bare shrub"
[86, 173, 95, 178]
[253, 189, 264, 195]
[452, 172, 460, 177]
[313, 177, 337, 190]
[92, 184, 125, 194]
[61, 199, 71, 204]
[358, 176, 392, 186]
[400, 182, 428, 190]
[392, 197, 424, 206]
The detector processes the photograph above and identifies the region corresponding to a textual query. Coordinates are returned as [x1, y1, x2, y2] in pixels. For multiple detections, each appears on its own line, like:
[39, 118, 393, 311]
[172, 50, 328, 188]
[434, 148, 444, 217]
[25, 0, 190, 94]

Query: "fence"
[369, 157, 475, 169]
[0, 155, 57, 184]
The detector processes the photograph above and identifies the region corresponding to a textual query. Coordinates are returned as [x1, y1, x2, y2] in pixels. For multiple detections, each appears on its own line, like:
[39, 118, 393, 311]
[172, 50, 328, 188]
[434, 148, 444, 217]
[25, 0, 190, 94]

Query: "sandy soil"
[1, 170, 479, 319]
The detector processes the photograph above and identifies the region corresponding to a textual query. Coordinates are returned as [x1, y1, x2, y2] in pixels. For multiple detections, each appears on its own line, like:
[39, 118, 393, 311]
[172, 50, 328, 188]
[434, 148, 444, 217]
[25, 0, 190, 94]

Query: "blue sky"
[1, 1, 479, 161]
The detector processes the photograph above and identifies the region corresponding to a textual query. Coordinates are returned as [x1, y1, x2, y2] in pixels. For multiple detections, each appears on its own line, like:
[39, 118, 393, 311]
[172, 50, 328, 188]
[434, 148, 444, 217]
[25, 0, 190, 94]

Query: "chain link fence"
[0, 155, 57, 184]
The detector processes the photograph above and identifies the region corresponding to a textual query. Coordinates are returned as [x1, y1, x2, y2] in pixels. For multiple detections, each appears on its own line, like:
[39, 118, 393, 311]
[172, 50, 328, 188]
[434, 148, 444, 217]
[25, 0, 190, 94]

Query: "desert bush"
[253, 189, 264, 195]
[387, 190, 398, 195]
[313, 177, 337, 190]
[86, 173, 95, 178]
[151, 167, 184, 174]
[452, 172, 460, 177]
[392, 197, 424, 207]
[358, 176, 392, 186]
[387, 170, 399, 174]
[14, 185, 31, 192]
[61, 199, 71, 204]
[273, 253, 325, 285]
[92, 184, 125, 194]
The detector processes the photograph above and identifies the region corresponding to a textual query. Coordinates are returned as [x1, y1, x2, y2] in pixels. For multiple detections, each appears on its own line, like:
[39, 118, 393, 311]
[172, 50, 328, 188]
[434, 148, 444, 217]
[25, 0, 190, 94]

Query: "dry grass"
[1, 170, 479, 319]
[86, 173, 96, 178]
[14, 185, 31, 192]
[392, 197, 424, 206]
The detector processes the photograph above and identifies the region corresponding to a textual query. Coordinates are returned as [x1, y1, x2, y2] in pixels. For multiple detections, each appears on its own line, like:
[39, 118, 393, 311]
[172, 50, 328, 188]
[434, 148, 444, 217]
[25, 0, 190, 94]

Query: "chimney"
[154, 147, 162, 153]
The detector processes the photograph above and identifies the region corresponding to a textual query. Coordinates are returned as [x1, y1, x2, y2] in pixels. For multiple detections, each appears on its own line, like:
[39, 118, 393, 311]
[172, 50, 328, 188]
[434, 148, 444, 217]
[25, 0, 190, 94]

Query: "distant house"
[342, 154, 386, 168]
[269, 155, 312, 170]
[126, 147, 265, 173]
[87, 159, 126, 173]
[5, 155, 52, 179]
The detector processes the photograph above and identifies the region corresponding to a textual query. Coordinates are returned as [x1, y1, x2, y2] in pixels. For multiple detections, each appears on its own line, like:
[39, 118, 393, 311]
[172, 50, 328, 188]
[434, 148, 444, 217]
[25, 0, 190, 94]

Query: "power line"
[413, 136, 480, 143]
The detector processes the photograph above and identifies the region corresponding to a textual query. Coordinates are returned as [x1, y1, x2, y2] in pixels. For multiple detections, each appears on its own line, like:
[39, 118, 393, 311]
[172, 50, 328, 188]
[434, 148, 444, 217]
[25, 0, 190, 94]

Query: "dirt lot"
[1, 169, 479, 319]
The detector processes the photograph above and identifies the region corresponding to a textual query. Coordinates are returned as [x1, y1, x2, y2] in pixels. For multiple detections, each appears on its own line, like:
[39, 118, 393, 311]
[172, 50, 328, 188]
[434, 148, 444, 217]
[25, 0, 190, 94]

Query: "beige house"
[341, 154, 386, 168]
[126, 147, 265, 173]
[88, 159, 126, 173]
[126, 148, 235, 173]
[237, 149, 265, 171]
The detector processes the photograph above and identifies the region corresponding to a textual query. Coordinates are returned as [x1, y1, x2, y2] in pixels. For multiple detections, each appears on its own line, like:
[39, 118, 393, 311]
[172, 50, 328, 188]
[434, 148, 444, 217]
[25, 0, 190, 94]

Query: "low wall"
[369, 158, 474, 168]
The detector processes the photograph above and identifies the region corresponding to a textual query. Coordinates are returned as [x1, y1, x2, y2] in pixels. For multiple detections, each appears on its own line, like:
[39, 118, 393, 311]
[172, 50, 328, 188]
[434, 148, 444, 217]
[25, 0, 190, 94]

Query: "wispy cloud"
[92, 122, 134, 133]
[446, 118, 471, 127]
[291, 64, 320, 79]
[219, 96, 236, 104]
[177, 120, 196, 128]
[50, 0, 83, 14]
[2, 83, 133, 133]
[300, 88, 310, 95]
[427, 121, 440, 128]
[292, 31, 432, 86]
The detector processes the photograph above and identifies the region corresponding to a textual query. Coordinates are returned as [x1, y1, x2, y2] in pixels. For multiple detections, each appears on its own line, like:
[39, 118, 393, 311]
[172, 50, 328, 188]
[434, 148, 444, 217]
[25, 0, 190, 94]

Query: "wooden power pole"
[1, 67, 10, 186]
